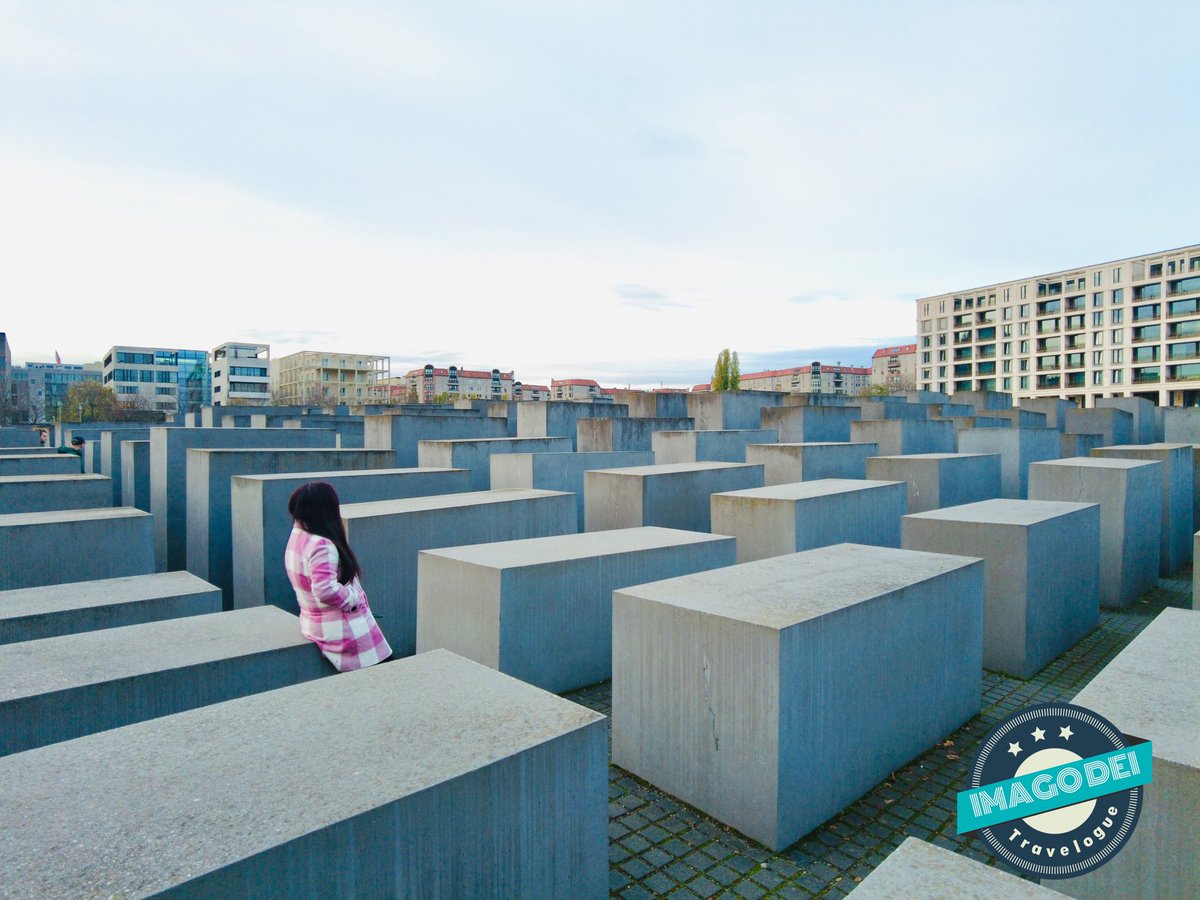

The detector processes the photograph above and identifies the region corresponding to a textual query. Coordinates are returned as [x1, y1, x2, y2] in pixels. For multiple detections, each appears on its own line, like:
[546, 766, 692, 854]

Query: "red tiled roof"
[743, 365, 870, 378]
[552, 379, 601, 387]
[871, 344, 917, 358]
[403, 367, 514, 379]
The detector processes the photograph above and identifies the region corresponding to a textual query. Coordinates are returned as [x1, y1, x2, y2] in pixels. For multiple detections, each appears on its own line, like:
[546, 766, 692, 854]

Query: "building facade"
[102, 345, 211, 415]
[514, 382, 549, 401]
[211, 342, 270, 406]
[870, 344, 918, 391]
[552, 378, 611, 401]
[915, 244, 1200, 407]
[740, 363, 871, 395]
[270, 351, 390, 406]
[399, 365, 514, 403]
[13, 361, 103, 422]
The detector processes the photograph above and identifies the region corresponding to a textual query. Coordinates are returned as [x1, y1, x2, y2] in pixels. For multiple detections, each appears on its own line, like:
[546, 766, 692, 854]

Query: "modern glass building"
[915, 243, 1200, 407]
[101, 345, 212, 415]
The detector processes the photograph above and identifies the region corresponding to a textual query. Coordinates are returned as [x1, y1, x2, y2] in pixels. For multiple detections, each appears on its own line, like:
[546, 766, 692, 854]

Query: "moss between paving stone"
[563, 568, 1191, 898]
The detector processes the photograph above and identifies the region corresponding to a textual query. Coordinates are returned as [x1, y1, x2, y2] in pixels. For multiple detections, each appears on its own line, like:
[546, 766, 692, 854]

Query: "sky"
[3, 1, 1199, 389]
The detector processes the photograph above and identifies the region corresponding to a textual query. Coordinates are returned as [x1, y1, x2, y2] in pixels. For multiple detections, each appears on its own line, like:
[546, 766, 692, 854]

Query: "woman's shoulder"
[291, 527, 335, 550]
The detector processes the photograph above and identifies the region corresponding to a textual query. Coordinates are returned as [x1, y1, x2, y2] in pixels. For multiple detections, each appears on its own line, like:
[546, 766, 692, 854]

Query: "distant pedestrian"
[38, 429, 48, 447]
[56, 435, 85, 472]
[284, 481, 392, 671]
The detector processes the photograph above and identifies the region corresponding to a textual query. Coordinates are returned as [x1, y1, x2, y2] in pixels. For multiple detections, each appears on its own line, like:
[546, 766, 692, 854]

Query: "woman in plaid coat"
[284, 481, 392, 671]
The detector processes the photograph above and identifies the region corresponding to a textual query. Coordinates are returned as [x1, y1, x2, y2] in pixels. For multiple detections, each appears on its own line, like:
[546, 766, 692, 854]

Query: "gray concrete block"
[231, 467, 473, 610]
[1060, 432, 1103, 458]
[934, 415, 1012, 433]
[1054, 608, 1200, 899]
[952, 389, 1013, 411]
[1028, 458, 1162, 608]
[711, 479, 907, 562]
[151, 426, 338, 571]
[516, 401, 627, 449]
[1019, 397, 1072, 431]
[745, 442, 879, 485]
[0, 606, 332, 756]
[0, 428, 41, 448]
[416, 527, 737, 692]
[856, 400, 930, 420]
[609, 389, 689, 418]
[0, 571, 221, 644]
[0, 454, 82, 476]
[1092, 443, 1193, 575]
[957, 427, 1060, 499]
[688, 391, 786, 430]
[866, 453, 1001, 513]
[652, 428, 779, 464]
[186, 448, 397, 606]
[1096, 397, 1157, 444]
[1162, 407, 1200, 444]
[99, 428, 152, 505]
[584, 462, 764, 533]
[119, 439, 150, 511]
[0, 649, 608, 899]
[343, 489, 577, 656]
[417, 436, 572, 490]
[852, 837, 1068, 897]
[0, 447, 60, 456]
[849, 419, 956, 456]
[612, 543, 984, 850]
[982, 409, 1049, 429]
[0, 508, 154, 591]
[760, 405, 860, 442]
[1064, 407, 1135, 447]
[490, 450, 654, 531]
[0, 474, 112, 513]
[364, 412, 509, 466]
[902, 499, 1100, 678]
[576, 417, 693, 452]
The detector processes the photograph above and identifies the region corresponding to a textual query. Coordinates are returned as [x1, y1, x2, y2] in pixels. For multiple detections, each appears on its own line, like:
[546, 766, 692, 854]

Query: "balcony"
[1168, 275, 1200, 297]
[1132, 368, 1161, 385]
[1167, 342, 1200, 362]
[1037, 299, 1062, 315]
[1168, 298, 1200, 318]
[1065, 336, 1086, 350]
[1036, 357, 1061, 372]
[1131, 327, 1162, 344]
[1168, 363, 1200, 382]
[1037, 374, 1062, 389]
[1066, 372, 1086, 388]
[1065, 295, 1086, 312]
[1037, 320, 1061, 335]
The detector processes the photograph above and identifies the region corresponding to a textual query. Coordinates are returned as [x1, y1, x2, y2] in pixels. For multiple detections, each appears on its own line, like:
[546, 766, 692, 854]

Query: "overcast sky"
[3, 2, 1198, 388]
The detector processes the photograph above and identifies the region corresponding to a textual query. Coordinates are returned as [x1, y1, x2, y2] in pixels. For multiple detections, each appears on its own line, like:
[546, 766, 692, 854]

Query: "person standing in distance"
[284, 481, 392, 671]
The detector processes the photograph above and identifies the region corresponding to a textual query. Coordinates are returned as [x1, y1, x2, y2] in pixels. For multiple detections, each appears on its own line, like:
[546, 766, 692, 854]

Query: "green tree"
[63, 380, 119, 422]
[711, 349, 730, 391]
[729, 351, 740, 390]
[856, 384, 892, 398]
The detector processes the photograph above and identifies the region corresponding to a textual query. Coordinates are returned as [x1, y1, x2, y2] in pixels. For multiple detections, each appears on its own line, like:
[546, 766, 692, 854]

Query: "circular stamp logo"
[957, 702, 1150, 879]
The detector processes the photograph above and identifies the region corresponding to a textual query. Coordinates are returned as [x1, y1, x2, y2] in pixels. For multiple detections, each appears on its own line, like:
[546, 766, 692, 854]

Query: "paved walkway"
[566, 570, 1192, 898]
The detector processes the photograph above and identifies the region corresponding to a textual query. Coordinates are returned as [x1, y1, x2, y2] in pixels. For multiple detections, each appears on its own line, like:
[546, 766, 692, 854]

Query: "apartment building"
[915, 243, 1200, 407]
[740, 363, 871, 396]
[102, 345, 211, 415]
[12, 361, 102, 422]
[270, 351, 390, 406]
[552, 378, 612, 401]
[514, 382, 549, 401]
[870, 344, 918, 391]
[211, 342, 270, 406]
[400, 365, 514, 403]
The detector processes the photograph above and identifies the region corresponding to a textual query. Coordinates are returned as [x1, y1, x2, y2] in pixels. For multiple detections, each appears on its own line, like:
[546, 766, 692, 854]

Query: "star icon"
[1008, 742, 1022, 757]
[1060, 726, 1074, 741]
[1032, 727, 1046, 742]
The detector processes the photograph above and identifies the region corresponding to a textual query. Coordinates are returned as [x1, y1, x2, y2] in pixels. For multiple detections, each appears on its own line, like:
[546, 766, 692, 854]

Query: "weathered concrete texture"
[1027, 458, 1162, 608]
[0, 649, 607, 900]
[760, 405, 860, 442]
[0, 508, 154, 591]
[1054, 608, 1200, 899]
[0, 571, 221, 645]
[1064, 407, 1135, 447]
[745, 442, 879, 485]
[711, 479, 907, 562]
[612, 543, 984, 851]
[902, 499, 1100, 679]
[245, 414, 366, 447]
[516, 401, 627, 449]
[98, 428, 152, 504]
[1162, 407, 1200, 444]
[981, 409, 1049, 429]
[856, 400, 930, 420]
[0, 474, 112, 513]
[364, 412, 509, 467]
[957, 427, 1060, 499]
[0, 447, 59, 456]
[1092, 443, 1194, 575]
[852, 837, 1068, 898]
[780, 392, 859, 407]
[933, 415, 1011, 433]
[343, 489, 577, 656]
[866, 453, 1001, 514]
[576, 417, 694, 453]
[652, 428, 779, 464]
[584, 462, 764, 533]
[151, 426, 338, 572]
[231, 467, 472, 610]
[1018, 397, 1072, 431]
[1096, 397, 1157, 444]
[1060, 432, 1103, 458]
[416, 528, 737, 692]
[609, 389, 689, 418]
[0, 428, 41, 448]
[849, 419, 956, 457]
[688, 391, 786, 430]
[490, 450, 654, 531]
[952, 389, 1013, 411]
[119, 439, 151, 511]
[417, 436, 572, 490]
[0, 454, 82, 476]
[0, 606, 332, 756]
[896, 390, 951, 405]
[187, 448, 397, 607]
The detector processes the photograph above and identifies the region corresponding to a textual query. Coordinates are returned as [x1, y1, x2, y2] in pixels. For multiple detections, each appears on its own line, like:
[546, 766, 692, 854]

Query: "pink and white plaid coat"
[284, 526, 392, 671]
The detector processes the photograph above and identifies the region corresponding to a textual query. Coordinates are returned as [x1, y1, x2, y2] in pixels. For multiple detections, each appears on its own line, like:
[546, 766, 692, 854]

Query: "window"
[1093, 371, 1104, 385]
[1112, 288, 1124, 304]
[1092, 312, 1104, 326]
[1112, 267, 1122, 283]
[922, 336, 932, 348]
[1112, 369, 1123, 384]
[939, 300, 945, 313]
[921, 352, 931, 363]
[1094, 271, 1102, 287]
[1002, 307, 1012, 321]
[1093, 292, 1104, 307]
[1002, 324, 1013, 337]
[1150, 263, 1163, 278]
[1111, 308, 1124, 324]
[1112, 349, 1124, 363]
[1093, 351, 1103, 365]
[1019, 376, 1030, 389]
[923, 303, 930, 316]
[1002, 342, 1012, 354]
[1003, 288, 1011, 301]
[1019, 303, 1030, 317]
[1019, 322, 1030, 335]
[1020, 340, 1030, 353]
[1112, 330, 1123, 344]
[938, 350, 947, 361]
[1020, 285, 1028, 299]
[1003, 377, 1012, 390]
[1093, 331, 1103, 347]
[1019, 358, 1030, 372]
[921, 320, 932, 333]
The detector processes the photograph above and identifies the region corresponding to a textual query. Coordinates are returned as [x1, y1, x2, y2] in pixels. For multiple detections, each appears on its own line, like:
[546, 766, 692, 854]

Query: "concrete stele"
[865, 453, 1002, 513]
[612, 543, 984, 851]
[583, 462, 765, 533]
[710, 479, 908, 563]
[120, 439, 151, 511]
[416, 436, 573, 490]
[0, 507, 154, 591]
[0, 650, 608, 898]
[848, 419, 956, 457]
[956, 427, 1060, 499]
[651, 429, 779, 465]
[851, 837, 1068, 898]
[0, 474, 112, 514]
[745, 442, 879, 486]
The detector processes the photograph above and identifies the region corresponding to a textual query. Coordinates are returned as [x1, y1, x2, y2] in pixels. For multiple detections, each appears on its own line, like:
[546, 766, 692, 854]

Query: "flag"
[55, 350, 61, 365]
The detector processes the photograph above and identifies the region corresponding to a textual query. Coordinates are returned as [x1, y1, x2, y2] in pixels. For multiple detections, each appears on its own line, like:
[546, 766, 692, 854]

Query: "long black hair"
[288, 481, 361, 585]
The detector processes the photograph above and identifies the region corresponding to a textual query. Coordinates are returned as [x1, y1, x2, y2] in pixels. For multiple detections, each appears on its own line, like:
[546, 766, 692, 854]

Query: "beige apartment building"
[870, 344, 917, 391]
[739, 363, 871, 396]
[916, 243, 1200, 407]
[269, 350, 389, 406]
